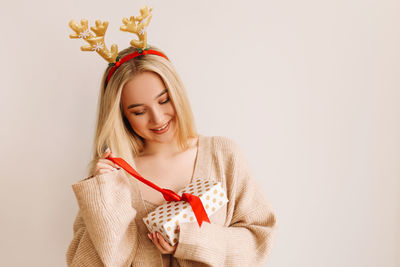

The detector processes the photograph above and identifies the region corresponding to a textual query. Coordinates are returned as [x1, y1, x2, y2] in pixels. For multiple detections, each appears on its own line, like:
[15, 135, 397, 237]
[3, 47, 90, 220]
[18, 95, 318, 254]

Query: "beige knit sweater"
[66, 136, 276, 267]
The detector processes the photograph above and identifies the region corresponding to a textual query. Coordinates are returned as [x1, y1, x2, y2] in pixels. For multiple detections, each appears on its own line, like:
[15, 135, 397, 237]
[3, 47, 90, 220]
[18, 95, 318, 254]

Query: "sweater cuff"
[72, 170, 123, 211]
[72, 175, 104, 211]
[174, 221, 224, 259]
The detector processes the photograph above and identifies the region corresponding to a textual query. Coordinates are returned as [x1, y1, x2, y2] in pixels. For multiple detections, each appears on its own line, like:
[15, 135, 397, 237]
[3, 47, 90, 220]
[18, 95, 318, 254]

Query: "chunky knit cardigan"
[66, 136, 276, 266]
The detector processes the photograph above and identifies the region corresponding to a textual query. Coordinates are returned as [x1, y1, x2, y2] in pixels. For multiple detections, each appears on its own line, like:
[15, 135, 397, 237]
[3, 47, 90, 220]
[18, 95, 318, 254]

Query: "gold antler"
[69, 19, 118, 63]
[120, 6, 153, 49]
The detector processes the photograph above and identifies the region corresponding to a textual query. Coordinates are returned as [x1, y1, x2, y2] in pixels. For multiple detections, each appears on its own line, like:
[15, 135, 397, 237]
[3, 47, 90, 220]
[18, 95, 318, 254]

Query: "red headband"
[106, 49, 169, 84]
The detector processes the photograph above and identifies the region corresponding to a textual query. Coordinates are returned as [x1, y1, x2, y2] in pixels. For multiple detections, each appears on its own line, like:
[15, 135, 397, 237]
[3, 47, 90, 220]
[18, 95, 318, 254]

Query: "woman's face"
[121, 71, 177, 144]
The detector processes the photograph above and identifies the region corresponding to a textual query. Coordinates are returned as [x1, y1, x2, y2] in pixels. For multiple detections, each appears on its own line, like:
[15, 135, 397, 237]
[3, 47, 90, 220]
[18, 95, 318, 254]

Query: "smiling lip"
[150, 120, 170, 134]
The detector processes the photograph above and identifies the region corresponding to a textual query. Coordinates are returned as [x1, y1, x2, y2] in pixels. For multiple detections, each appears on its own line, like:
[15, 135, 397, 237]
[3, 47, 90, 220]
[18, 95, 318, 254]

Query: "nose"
[149, 106, 164, 125]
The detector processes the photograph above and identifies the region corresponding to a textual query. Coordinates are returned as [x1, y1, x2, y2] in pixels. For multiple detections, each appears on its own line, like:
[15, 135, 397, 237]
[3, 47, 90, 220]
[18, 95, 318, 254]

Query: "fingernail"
[105, 147, 110, 153]
[147, 233, 151, 239]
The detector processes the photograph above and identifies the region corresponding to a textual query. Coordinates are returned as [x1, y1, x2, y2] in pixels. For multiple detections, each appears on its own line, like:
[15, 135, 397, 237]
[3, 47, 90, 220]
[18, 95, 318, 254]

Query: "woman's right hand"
[93, 148, 120, 176]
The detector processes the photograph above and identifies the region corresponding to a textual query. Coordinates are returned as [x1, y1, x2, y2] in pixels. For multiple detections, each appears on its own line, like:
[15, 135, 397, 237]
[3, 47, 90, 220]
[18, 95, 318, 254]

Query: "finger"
[151, 232, 168, 254]
[94, 164, 118, 176]
[156, 232, 176, 251]
[96, 161, 117, 170]
[101, 148, 111, 159]
[97, 166, 119, 173]
[96, 168, 112, 175]
[98, 159, 118, 169]
[108, 153, 122, 169]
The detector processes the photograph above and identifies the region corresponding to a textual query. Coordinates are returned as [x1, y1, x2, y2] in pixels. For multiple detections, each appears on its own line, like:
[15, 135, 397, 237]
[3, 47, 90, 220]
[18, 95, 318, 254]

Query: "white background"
[1, 0, 399, 266]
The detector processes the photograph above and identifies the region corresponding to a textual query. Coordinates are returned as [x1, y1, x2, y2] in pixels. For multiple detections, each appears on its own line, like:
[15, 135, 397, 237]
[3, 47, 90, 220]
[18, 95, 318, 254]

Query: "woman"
[66, 45, 276, 266]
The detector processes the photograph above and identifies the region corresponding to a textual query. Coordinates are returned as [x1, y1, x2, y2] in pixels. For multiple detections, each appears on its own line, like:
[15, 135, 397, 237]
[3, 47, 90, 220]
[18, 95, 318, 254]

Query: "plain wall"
[1, 0, 399, 266]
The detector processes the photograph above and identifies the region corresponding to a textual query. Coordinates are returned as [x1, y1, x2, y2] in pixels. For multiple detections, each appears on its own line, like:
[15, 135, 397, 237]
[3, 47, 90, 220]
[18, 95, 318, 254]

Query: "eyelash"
[132, 97, 170, 116]
[160, 97, 170, 104]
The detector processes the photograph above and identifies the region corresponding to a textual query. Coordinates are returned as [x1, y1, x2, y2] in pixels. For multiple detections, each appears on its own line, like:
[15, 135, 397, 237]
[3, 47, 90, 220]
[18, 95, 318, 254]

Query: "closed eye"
[160, 97, 170, 104]
[132, 110, 145, 116]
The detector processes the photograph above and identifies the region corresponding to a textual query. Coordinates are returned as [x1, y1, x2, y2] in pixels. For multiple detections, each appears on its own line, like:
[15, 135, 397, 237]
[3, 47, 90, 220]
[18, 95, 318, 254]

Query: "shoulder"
[200, 136, 255, 195]
[211, 136, 240, 150]
[200, 135, 244, 160]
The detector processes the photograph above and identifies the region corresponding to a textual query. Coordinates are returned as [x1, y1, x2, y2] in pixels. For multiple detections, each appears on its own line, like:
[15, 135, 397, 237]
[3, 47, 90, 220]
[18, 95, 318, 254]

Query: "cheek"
[126, 115, 147, 132]
[166, 103, 176, 115]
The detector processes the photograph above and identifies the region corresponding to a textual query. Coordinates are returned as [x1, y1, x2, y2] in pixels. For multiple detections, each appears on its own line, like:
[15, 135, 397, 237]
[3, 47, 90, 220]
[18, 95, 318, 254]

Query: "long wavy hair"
[88, 45, 197, 175]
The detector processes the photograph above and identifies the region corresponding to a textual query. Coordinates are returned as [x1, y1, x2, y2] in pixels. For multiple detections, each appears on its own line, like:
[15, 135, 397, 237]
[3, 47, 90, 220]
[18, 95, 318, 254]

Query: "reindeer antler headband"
[68, 6, 168, 84]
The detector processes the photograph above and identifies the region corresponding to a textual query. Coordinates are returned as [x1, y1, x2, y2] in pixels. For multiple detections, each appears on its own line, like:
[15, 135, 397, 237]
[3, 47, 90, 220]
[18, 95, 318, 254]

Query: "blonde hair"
[88, 46, 197, 175]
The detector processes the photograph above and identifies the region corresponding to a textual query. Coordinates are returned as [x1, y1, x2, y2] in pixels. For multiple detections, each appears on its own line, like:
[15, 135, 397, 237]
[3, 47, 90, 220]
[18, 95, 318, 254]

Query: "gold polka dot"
[206, 196, 210, 200]
[160, 211, 163, 214]
[199, 194, 203, 197]
[183, 206, 187, 209]
[175, 221, 179, 225]
[220, 193, 224, 197]
[175, 207, 179, 210]
[183, 214, 187, 218]
[174, 229, 179, 234]
[146, 220, 149, 224]
[214, 189, 217, 194]
[205, 204, 209, 209]
[212, 207, 215, 212]
[175, 212, 179, 215]
[173, 238, 177, 243]
[159, 215, 163, 218]
[219, 201, 223, 205]
[167, 205, 171, 208]
[153, 223, 156, 227]
[159, 220, 163, 224]
[167, 218, 171, 222]
[190, 217, 194, 221]
[213, 198, 216, 203]
[167, 227, 171, 231]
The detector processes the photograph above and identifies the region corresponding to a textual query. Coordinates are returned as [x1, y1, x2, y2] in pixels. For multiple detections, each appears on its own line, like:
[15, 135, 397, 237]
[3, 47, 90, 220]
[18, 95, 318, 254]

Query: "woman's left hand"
[148, 231, 178, 254]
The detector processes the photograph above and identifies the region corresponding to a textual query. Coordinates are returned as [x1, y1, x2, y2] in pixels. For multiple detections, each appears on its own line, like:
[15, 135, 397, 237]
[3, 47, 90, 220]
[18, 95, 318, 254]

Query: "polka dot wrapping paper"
[142, 178, 229, 246]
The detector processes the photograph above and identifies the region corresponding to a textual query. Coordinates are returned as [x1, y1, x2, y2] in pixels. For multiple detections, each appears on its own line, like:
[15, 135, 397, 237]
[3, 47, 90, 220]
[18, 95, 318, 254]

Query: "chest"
[134, 148, 198, 206]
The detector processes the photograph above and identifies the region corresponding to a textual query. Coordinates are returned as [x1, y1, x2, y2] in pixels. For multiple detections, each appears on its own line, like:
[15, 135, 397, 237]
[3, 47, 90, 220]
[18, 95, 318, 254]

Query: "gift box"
[143, 178, 229, 246]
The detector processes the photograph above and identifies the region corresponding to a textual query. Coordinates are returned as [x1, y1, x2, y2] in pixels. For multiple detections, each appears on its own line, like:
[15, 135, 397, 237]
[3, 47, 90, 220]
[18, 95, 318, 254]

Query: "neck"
[141, 138, 181, 157]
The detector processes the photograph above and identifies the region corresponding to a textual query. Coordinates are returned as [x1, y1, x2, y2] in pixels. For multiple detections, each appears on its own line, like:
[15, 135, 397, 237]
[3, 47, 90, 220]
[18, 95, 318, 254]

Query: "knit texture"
[66, 136, 276, 267]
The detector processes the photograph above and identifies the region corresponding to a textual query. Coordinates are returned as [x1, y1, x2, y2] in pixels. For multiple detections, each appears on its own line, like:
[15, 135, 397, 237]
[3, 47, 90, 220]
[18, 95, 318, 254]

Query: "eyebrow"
[127, 89, 168, 109]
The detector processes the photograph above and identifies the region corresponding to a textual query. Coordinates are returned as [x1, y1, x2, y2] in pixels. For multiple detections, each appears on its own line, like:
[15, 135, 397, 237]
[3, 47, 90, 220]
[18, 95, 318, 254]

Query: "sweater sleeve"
[173, 138, 276, 266]
[66, 169, 138, 267]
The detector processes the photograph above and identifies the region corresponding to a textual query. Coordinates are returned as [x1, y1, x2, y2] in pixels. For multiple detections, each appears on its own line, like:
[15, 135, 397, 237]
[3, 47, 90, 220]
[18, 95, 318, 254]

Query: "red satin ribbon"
[106, 156, 210, 227]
